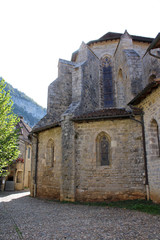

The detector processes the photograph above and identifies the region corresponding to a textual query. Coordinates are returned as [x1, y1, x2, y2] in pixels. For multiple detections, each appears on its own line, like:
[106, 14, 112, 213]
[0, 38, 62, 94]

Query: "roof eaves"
[128, 80, 160, 105]
[72, 114, 134, 122]
[143, 33, 160, 58]
[32, 122, 60, 133]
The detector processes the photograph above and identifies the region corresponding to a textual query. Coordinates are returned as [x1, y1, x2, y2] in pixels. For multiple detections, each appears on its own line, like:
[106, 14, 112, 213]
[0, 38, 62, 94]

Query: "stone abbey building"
[30, 31, 160, 203]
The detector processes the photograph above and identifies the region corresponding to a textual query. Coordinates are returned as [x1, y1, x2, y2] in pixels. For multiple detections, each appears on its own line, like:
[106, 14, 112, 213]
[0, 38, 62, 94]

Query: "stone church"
[30, 31, 160, 203]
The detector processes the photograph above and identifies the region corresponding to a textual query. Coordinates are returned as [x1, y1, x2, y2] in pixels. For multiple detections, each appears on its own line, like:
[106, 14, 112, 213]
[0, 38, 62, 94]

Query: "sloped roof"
[32, 114, 60, 133]
[128, 80, 160, 105]
[16, 117, 32, 142]
[143, 32, 160, 58]
[72, 108, 141, 122]
[87, 32, 153, 45]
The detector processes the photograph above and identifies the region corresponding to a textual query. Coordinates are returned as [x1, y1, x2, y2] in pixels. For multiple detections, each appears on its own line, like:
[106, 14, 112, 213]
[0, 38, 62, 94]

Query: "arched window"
[149, 119, 160, 157]
[101, 57, 113, 107]
[46, 139, 54, 167]
[96, 132, 111, 166]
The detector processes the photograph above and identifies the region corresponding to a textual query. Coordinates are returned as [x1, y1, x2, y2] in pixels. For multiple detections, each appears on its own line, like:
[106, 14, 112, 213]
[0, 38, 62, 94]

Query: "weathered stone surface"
[74, 119, 145, 202]
[31, 31, 160, 203]
[137, 86, 160, 203]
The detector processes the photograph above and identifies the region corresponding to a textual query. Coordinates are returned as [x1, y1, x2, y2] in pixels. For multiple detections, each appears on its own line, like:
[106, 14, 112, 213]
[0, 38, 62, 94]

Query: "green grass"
[59, 199, 160, 215]
[107, 199, 160, 215]
[14, 225, 23, 239]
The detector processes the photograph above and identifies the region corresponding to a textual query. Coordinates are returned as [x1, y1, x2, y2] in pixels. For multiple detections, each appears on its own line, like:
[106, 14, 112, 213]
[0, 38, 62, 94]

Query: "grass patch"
[15, 225, 23, 239]
[107, 199, 160, 215]
[60, 199, 160, 215]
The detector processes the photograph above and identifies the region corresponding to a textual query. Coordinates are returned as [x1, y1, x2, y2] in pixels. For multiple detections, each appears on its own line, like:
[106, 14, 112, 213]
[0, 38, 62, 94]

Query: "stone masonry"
[130, 82, 160, 203]
[30, 31, 160, 203]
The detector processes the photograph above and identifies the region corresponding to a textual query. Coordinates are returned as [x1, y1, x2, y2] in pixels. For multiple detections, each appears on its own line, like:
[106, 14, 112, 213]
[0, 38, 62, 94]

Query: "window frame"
[96, 132, 111, 167]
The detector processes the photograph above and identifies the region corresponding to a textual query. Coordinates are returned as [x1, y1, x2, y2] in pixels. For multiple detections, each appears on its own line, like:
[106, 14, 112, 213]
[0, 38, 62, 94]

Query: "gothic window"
[46, 139, 54, 167]
[149, 119, 160, 157]
[96, 132, 111, 166]
[102, 57, 114, 107]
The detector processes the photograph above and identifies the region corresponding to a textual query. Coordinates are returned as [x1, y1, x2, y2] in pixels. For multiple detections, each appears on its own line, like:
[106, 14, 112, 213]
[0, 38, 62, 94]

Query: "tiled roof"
[128, 80, 160, 105]
[72, 108, 141, 122]
[16, 117, 32, 142]
[87, 32, 153, 45]
[32, 121, 60, 133]
[32, 113, 61, 133]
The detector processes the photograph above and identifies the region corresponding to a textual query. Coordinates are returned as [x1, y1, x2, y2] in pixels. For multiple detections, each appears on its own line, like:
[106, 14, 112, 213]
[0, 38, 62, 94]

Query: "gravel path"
[0, 191, 160, 240]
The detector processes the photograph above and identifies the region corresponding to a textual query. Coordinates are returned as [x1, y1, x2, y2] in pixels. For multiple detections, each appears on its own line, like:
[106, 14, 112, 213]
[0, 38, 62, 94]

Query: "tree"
[0, 79, 20, 176]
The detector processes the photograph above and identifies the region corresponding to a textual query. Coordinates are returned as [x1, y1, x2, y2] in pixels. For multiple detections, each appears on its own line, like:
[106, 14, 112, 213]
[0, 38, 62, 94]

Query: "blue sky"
[0, 0, 159, 108]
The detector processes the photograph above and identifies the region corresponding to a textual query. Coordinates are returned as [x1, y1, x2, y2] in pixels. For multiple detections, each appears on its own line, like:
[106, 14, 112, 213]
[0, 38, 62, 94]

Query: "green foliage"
[0, 79, 20, 176]
[107, 199, 160, 215]
[59, 199, 160, 215]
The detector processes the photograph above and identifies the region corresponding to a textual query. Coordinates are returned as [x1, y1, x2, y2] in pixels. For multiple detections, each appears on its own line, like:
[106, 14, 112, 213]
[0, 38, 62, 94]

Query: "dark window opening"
[103, 63, 113, 107]
[100, 136, 109, 166]
[96, 132, 111, 166]
[8, 176, 14, 181]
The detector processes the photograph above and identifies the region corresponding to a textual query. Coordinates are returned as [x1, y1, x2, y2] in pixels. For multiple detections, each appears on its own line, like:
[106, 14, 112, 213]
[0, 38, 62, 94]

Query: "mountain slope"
[4, 81, 47, 127]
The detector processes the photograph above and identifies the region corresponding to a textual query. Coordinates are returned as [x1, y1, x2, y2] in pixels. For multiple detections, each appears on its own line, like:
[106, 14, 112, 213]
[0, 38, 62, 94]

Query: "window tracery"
[101, 56, 114, 107]
[96, 132, 111, 166]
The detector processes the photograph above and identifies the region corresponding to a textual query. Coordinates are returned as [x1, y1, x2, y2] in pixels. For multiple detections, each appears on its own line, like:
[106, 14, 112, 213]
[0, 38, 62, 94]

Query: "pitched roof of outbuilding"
[143, 32, 160, 57]
[128, 80, 160, 105]
[32, 114, 60, 133]
[16, 116, 32, 142]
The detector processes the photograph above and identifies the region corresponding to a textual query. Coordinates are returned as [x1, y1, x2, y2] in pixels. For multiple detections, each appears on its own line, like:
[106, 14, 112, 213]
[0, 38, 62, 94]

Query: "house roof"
[16, 116, 32, 142]
[128, 80, 160, 105]
[31, 113, 61, 133]
[72, 108, 141, 122]
[32, 121, 60, 133]
[87, 32, 154, 45]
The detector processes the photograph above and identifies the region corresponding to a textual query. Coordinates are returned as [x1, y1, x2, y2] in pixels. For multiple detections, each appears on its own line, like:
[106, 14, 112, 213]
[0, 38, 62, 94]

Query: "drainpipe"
[129, 106, 150, 200]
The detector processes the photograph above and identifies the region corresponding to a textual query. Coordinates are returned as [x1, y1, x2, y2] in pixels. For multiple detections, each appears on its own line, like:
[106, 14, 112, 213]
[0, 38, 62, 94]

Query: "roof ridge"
[87, 32, 154, 46]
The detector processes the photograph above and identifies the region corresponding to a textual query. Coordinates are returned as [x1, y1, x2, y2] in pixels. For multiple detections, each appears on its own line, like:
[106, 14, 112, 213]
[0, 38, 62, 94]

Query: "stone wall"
[74, 47, 100, 114]
[47, 60, 73, 117]
[24, 144, 31, 188]
[36, 127, 62, 199]
[61, 116, 76, 201]
[89, 40, 119, 59]
[15, 162, 24, 190]
[74, 118, 146, 202]
[143, 53, 160, 86]
[138, 86, 160, 203]
[113, 33, 144, 107]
